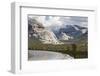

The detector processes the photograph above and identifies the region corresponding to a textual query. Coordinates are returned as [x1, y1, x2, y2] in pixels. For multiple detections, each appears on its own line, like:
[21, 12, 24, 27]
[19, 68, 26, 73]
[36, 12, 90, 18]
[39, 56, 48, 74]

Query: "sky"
[28, 15, 88, 28]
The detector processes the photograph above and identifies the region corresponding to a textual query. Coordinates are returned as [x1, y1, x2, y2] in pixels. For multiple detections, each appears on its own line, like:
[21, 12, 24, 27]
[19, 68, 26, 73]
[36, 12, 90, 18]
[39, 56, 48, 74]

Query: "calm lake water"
[28, 50, 74, 60]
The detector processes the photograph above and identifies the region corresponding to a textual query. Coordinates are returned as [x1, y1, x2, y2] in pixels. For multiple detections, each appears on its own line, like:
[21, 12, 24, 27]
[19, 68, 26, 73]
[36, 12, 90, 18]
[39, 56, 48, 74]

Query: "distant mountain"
[78, 31, 88, 41]
[53, 25, 87, 40]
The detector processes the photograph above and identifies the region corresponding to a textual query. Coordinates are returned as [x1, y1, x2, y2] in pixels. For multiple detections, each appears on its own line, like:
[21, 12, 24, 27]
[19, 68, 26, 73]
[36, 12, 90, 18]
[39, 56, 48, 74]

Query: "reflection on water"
[28, 50, 74, 60]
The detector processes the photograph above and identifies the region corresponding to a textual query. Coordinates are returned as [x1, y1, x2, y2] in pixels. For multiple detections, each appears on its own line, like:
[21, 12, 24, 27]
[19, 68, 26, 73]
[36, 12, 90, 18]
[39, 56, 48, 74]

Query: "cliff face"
[28, 18, 61, 44]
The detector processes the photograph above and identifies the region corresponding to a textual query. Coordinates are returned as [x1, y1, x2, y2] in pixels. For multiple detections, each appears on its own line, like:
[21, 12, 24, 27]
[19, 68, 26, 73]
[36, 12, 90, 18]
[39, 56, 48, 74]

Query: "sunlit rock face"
[28, 18, 62, 44]
[31, 24, 61, 44]
[38, 30, 61, 44]
[59, 32, 73, 40]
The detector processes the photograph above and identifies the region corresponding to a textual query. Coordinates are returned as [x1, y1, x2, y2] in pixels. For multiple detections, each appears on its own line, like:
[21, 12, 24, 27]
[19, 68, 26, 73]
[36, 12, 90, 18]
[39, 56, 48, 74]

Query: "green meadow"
[28, 38, 88, 58]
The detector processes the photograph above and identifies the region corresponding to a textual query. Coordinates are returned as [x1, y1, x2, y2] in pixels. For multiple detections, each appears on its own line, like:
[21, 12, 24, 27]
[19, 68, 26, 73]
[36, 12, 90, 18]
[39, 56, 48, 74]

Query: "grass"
[28, 38, 88, 58]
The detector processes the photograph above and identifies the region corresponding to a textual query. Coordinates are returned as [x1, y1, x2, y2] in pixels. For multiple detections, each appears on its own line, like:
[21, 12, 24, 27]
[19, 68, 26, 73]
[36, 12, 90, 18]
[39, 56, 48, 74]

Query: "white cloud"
[28, 15, 88, 28]
[45, 16, 63, 27]
[32, 16, 63, 27]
